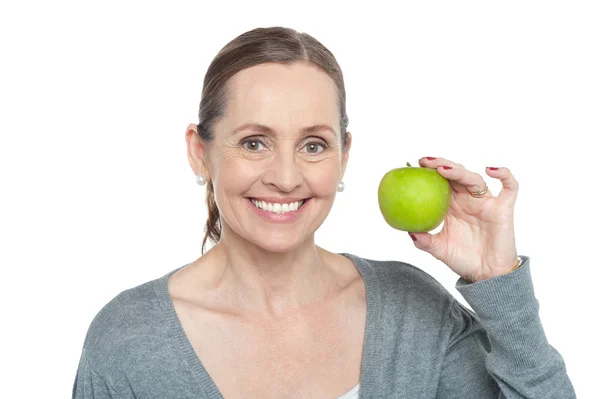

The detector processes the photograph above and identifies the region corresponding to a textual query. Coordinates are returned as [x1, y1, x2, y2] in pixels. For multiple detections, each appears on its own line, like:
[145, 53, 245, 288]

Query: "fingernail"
[409, 233, 417, 241]
[488, 167, 499, 170]
[442, 165, 452, 170]
[425, 157, 436, 160]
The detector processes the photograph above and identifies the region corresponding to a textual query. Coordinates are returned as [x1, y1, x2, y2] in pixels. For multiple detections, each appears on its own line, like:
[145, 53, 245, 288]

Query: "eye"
[301, 141, 327, 155]
[241, 138, 266, 152]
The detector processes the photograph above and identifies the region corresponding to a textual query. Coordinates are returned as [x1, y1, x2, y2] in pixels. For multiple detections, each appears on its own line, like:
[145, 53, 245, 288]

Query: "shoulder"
[342, 252, 457, 317]
[78, 271, 172, 369]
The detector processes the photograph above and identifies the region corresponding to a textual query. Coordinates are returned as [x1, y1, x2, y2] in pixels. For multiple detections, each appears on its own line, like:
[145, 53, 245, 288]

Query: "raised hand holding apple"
[378, 156, 519, 283]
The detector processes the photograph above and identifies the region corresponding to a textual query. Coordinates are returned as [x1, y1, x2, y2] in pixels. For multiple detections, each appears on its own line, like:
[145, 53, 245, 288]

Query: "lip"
[247, 198, 310, 223]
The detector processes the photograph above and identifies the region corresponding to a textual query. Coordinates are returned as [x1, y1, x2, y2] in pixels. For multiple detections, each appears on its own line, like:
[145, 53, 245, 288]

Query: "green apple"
[378, 162, 452, 232]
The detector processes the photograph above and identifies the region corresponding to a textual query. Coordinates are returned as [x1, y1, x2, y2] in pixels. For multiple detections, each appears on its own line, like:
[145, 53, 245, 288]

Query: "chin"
[249, 234, 307, 254]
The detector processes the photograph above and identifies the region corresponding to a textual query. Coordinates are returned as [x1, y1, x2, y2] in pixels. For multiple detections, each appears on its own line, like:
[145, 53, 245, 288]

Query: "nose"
[262, 149, 304, 192]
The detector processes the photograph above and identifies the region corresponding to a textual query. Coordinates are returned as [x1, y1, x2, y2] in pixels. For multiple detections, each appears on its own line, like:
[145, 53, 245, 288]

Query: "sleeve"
[72, 349, 121, 399]
[435, 256, 577, 398]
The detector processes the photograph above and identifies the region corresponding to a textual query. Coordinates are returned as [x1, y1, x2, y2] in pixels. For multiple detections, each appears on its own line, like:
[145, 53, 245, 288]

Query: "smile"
[249, 199, 306, 214]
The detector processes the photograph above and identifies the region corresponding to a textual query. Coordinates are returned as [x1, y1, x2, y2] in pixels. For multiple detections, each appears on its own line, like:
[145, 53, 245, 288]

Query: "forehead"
[223, 62, 339, 132]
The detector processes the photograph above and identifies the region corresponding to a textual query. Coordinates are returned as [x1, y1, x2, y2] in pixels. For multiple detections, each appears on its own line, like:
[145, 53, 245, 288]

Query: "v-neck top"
[72, 253, 576, 398]
[154, 253, 375, 398]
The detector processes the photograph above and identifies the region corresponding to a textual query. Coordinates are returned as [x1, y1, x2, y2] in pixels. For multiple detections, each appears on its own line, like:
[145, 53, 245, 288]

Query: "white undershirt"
[336, 383, 360, 399]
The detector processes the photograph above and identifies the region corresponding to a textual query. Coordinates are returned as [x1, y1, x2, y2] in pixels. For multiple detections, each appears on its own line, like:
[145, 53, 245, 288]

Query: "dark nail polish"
[425, 157, 436, 160]
[409, 233, 417, 241]
[442, 166, 453, 170]
[488, 167, 499, 170]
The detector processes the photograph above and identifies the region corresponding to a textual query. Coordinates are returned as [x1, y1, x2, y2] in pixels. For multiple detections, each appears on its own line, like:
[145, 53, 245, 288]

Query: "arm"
[436, 257, 576, 398]
[72, 349, 121, 399]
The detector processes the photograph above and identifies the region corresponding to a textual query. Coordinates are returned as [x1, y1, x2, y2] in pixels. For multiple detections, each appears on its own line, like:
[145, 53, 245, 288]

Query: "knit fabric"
[72, 253, 576, 398]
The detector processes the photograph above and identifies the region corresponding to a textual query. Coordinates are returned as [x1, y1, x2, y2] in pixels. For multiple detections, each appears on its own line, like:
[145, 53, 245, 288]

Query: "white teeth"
[250, 199, 305, 214]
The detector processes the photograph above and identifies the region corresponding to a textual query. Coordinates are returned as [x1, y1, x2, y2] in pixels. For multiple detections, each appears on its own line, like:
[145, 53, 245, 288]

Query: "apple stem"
[407, 162, 412, 167]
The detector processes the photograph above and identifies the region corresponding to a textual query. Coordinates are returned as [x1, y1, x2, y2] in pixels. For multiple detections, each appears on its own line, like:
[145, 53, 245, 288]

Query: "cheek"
[306, 162, 340, 196]
[215, 152, 262, 190]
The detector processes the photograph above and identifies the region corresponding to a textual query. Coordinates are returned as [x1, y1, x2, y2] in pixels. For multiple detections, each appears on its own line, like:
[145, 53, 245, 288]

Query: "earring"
[337, 181, 345, 192]
[196, 174, 207, 186]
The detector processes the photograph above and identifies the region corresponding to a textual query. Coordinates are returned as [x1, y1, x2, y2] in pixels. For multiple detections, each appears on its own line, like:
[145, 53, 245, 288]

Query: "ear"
[340, 131, 352, 177]
[185, 123, 211, 179]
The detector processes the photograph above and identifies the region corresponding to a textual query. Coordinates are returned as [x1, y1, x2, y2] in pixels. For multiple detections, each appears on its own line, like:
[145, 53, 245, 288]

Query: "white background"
[1, 0, 598, 397]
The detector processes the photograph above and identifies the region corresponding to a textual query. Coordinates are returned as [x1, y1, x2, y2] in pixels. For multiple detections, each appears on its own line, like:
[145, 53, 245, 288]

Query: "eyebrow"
[232, 123, 336, 137]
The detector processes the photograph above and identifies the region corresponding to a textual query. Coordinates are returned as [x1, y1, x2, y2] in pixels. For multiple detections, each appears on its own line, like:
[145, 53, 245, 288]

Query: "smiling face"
[193, 61, 351, 253]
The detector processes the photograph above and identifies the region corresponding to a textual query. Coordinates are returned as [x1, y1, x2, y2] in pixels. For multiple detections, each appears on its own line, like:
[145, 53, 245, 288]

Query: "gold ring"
[470, 184, 489, 198]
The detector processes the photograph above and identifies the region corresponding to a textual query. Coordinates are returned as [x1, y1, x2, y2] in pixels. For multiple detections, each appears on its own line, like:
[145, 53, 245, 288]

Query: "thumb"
[408, 231, 444, 261]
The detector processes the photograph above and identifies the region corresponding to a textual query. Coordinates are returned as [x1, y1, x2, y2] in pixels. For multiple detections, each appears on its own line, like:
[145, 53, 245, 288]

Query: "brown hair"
[197, 26, 350, 254]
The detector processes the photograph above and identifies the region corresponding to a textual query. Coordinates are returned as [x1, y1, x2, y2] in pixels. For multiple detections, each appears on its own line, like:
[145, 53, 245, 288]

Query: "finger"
[486, 166, 519, 204]
[408, 231, 445, 261]
[433, 164, 492, 197]
[418, 156, 464, 170]
[419, 157, 473, 195]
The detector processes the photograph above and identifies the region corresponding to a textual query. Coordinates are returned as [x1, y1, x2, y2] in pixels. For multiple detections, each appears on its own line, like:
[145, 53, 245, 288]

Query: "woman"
[72, 26, 576, 398]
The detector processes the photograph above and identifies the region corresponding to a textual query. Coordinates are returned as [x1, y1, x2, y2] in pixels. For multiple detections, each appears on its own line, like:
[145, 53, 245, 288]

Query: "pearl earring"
[337, 181, 345, 192]
[196, 174, 207, 186]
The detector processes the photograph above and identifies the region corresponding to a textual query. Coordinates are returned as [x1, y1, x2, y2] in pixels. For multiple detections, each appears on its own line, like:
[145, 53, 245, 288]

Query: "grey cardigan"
[72, 253, 577, 398]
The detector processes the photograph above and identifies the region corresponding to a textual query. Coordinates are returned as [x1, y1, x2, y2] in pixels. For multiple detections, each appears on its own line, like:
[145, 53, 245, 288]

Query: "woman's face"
[195, 61, 351, 253]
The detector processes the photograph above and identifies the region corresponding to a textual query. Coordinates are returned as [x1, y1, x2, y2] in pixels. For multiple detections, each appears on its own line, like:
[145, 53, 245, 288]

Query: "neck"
[203, 230, 338, 319]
